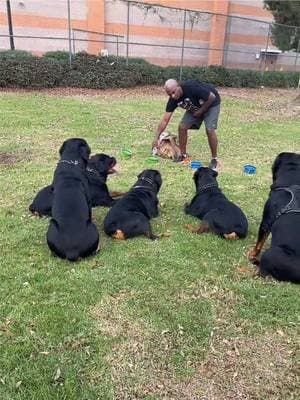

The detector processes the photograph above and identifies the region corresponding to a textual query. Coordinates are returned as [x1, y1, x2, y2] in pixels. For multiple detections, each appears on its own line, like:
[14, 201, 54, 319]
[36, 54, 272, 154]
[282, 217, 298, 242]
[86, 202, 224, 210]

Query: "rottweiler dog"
[29, 153, 121, 216]
[104, 169, 162, 240]
[46, 138, 99, 261]
[185, 167, 248, 239]
[87, 153, 122, 207]
[248, 152, 300, 283]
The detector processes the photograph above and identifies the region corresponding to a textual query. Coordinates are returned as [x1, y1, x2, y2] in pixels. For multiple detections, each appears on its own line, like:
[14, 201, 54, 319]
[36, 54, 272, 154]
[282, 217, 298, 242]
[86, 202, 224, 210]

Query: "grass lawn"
[0, 86, 299, 400]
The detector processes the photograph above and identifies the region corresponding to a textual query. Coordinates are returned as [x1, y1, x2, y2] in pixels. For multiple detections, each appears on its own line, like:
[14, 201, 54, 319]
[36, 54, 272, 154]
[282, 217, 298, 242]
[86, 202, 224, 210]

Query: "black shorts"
[181, 104, 220, 130]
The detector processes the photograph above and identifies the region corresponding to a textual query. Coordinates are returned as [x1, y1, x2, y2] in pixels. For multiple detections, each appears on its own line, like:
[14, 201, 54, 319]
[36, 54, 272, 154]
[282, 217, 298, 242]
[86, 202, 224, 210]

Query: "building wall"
[0, 0, 299, 70]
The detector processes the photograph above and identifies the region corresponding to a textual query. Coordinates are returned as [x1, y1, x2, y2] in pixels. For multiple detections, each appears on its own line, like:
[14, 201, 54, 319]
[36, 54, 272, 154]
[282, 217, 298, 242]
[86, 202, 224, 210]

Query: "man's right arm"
[152, 112, 173, 148]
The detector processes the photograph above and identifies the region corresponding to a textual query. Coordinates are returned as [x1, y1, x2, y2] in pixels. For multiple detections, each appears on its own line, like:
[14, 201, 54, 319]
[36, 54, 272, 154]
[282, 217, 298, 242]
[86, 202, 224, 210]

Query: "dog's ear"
[59, 140, 67, 155]
[212, 170, 218, 178]
[154, 171, 162, 189]
[272, 153, 284, 182]
[80, 142, 91, 161]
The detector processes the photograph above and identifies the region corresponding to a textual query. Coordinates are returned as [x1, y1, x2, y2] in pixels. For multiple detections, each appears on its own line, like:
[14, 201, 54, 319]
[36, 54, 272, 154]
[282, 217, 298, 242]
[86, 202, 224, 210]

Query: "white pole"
[67, 0, 72, 68]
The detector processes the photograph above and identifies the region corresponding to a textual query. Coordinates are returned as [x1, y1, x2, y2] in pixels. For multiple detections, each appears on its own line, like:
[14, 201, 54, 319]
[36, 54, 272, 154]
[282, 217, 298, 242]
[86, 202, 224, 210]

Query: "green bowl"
[121, 149, 132, 159]
[146, 155, 159, 164]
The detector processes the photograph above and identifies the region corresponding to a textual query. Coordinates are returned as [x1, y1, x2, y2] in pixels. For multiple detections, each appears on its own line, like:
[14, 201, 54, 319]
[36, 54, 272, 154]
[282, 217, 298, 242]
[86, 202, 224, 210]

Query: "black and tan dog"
[248, 152, 300, 283]
[29, 153, 120, 216]
[46, 138, 99, 261]
[104, 169, 162, 240]
[185, 167, 248, 239]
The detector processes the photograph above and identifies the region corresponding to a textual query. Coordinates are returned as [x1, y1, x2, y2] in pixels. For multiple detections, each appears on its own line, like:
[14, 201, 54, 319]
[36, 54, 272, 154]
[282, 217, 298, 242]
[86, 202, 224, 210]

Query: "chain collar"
[133, 176, 156, 191]
[86, 167, 100, 177]
[59, 159, 80, 166]
[197, 182, 219, 194]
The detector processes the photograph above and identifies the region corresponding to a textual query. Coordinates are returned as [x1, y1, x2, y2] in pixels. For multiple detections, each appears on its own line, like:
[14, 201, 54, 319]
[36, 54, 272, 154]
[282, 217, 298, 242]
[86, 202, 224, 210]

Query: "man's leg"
[178, 112, 202, 159]
[206, 128, 218, 159]
[204, 105, 220, 170]
[178, 122, 189, 154]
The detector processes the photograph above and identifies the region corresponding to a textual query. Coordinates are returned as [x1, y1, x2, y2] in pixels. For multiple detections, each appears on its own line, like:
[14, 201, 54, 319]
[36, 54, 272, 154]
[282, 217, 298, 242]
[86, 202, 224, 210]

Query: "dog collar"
[86, 167, 100, 177]
[133, 177, 156, 191]
[197, 182, 218, 193]
[59, 159, 82, 167]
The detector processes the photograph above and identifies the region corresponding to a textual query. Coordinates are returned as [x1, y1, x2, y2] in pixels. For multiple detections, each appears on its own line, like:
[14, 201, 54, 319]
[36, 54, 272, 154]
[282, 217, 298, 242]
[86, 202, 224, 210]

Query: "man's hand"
[152, 138, 159, 150]
[193, 109, 203, 118]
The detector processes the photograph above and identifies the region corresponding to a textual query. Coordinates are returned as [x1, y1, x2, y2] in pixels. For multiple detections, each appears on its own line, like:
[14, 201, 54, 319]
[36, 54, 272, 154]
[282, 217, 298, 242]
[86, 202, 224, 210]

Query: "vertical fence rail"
[126, 1, 130, 65]
[67, 0, 72, 68]
[222, 15, 232, 67]
[179, 10, 187, 81]
[6, 0, 14, 50]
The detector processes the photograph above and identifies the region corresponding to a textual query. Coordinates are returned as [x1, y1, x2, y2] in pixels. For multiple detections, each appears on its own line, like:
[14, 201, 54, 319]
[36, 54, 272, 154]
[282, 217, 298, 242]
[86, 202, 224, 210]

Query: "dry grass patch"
[0, 150, 33, 165]
[90, 288, 299, 400]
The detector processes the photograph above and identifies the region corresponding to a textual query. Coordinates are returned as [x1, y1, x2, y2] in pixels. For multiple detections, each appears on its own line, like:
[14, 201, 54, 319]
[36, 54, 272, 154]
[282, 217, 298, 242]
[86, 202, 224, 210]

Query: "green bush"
[0, 50, 298, 89]
[43, 51, 70, 64]
[0, 49, 34, 60]
[0, 56, 64, 88]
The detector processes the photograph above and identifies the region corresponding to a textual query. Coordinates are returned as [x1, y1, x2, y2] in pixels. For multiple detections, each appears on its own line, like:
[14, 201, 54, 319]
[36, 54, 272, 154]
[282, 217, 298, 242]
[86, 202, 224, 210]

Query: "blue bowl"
[244, 164, 256, 174]
[190, 161, 202, 170]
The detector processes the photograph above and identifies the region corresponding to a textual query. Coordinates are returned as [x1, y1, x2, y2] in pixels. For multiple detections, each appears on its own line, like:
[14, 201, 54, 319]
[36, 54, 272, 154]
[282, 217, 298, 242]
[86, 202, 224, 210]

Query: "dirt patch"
[0, 152, 24, 165]
[0, 86, 165, 100]
[90, 290, 299, 400]
[0, 149, 33, 165]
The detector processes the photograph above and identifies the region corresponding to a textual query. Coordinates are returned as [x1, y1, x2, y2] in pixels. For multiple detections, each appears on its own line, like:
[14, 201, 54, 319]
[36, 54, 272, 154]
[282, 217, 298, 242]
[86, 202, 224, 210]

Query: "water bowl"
[121, 149, 132, 159]
[190, 160, 202, 170]
[243, 164, 256, 174]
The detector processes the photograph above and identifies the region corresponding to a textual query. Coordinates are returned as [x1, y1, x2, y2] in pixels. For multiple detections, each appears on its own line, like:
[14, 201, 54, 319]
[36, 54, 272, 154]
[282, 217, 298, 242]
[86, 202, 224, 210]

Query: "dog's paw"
[224, 232, 238, 240]
[184, 224, 196, 232]
[247, 248, 260, 264]
[112, 230, 125, 240]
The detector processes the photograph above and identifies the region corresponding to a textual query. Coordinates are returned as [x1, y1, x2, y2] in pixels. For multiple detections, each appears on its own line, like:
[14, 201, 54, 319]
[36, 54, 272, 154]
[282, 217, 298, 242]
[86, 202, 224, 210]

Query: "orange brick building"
[0, 0, 298, 70]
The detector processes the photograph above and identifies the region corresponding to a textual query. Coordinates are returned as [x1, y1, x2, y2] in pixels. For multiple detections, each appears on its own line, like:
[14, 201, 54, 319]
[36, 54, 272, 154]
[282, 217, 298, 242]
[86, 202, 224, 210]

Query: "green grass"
[0, 88, 299, 399]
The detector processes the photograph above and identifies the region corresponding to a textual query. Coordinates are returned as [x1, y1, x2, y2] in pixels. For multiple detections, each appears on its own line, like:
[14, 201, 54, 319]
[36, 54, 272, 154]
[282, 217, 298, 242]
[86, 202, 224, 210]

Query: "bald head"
[164, 79, 182, 100]
[164, 79, 178, 91]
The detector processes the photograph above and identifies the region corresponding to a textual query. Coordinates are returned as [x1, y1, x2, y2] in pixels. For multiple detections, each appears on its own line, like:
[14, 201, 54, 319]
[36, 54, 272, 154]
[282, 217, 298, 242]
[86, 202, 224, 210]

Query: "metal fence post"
[67, 0, 72, 68]
[6, 0, 15, 50]
[179, 9, 187, 81]
[72, 29, 76, 54]
[222, 15, 232, 67]
[126, 1, 130, 65]
[261, 23, 270, 77]
[294, 29, 300, 67]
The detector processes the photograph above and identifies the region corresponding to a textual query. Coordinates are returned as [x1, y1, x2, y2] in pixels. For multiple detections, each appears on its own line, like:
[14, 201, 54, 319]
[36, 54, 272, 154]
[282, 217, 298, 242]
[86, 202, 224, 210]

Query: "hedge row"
[0, 50, 298, 89]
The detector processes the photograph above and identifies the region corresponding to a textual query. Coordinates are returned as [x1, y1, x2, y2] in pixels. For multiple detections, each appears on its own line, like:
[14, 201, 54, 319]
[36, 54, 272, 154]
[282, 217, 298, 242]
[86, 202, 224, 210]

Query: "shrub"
[43, 51, 70, 64]
[0, 49, 34, 60]
[0, 50, 298, 89]
[0, 56, 64, 88]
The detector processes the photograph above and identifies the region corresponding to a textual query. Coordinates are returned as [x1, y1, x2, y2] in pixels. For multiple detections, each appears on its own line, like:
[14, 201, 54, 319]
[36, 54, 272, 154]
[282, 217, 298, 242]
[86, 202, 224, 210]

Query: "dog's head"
[59, 138, 91, 162]
[272, 152, 300, 183]
[193, 167, 218, 189]
[137, 169, 162, 192]
[88, 153, 118, 176]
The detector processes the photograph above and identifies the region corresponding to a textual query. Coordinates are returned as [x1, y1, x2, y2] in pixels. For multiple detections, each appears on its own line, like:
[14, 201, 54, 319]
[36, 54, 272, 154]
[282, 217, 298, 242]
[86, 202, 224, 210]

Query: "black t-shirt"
[166, 79, 221, 113]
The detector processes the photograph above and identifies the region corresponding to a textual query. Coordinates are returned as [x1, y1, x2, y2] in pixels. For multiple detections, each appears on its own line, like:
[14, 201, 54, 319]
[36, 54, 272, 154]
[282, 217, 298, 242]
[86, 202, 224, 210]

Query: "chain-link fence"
[1, 0, 299, 74]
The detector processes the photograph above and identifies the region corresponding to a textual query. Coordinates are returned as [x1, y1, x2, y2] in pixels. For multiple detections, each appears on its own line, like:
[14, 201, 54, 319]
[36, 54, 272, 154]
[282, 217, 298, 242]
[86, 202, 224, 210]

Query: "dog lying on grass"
[248, 152, 300, 283]
[46, 138, 99, 261]
[153, 132, 181, 161]
[185, 167, 248, 239]
[104, 169, 162, 240]
[29, 153, 121, 217]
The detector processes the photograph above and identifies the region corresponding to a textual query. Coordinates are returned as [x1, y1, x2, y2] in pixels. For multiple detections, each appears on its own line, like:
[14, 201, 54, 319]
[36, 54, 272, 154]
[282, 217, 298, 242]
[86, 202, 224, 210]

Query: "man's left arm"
[193, 92, 216, 118]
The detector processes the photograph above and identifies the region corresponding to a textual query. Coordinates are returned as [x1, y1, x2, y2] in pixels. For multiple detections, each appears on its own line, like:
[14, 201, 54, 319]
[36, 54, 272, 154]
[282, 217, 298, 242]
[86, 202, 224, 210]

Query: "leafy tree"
[264, 1, 300, 51]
